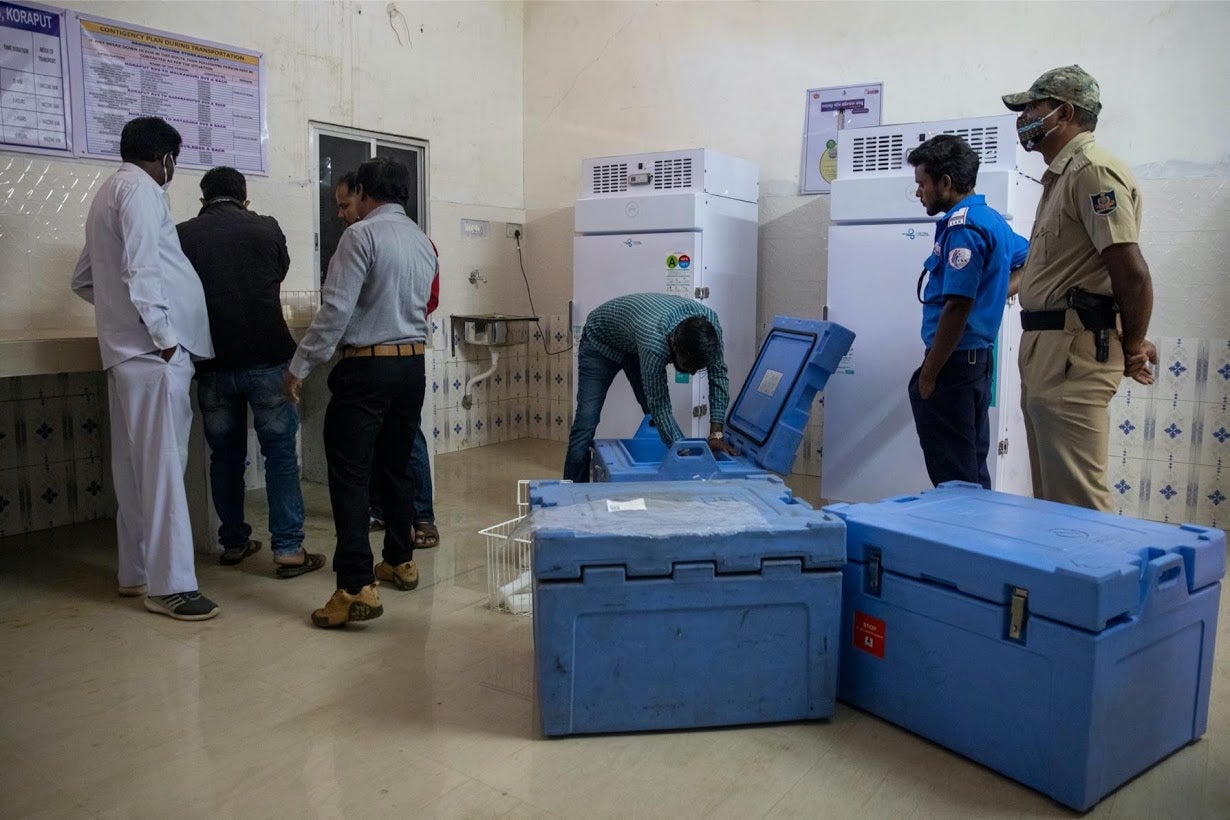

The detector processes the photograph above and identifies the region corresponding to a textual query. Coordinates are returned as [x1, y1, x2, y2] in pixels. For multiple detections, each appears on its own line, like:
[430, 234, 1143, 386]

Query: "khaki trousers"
[1019, 311, 1123, 512]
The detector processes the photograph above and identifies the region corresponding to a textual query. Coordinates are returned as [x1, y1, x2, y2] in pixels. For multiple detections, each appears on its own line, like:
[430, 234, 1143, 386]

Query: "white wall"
[522, 0, 1230, 489]
[0, 0, 528, 455]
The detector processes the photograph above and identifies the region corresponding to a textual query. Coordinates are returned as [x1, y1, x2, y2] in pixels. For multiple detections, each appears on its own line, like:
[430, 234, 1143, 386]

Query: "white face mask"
[1016, 106, 1061, 151]
[160, 153, 175, 192]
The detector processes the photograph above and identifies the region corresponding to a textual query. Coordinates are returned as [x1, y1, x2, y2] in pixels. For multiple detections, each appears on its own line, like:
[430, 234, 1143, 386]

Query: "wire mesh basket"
[481, 515, 533, 615]
[481, 479, 567, 615]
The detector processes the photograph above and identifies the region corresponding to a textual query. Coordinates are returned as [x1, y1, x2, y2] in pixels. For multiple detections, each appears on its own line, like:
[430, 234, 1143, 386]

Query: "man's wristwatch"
[708, 431, 724, 441]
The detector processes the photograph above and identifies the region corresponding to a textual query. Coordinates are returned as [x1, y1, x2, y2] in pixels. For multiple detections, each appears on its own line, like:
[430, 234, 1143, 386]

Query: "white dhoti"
[107, 348, 198, 596]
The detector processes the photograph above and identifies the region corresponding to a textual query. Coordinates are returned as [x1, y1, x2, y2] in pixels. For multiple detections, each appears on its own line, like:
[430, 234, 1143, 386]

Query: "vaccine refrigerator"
[572, 148, 759, 439]
[821, 114, 1044, 503]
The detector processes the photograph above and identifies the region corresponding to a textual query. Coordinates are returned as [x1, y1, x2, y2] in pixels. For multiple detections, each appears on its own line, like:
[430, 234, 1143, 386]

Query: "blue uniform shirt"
[919, 193, 1029, 350]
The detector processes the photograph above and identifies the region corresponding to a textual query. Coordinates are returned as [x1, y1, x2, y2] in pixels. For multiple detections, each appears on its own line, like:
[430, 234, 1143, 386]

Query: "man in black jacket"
[177, 167, 323, 579]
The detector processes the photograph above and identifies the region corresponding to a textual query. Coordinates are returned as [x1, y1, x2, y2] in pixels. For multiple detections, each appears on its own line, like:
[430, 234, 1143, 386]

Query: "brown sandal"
[413, 522, 440, 548]
[275, 551, 326, 579]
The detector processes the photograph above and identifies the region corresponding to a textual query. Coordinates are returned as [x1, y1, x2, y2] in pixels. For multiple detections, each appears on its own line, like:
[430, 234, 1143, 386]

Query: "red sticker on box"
[853, 611, 885, 658]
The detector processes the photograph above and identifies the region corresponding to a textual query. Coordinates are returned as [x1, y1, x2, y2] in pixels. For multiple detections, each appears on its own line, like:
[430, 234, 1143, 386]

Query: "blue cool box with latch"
[826, 483, 1225, 811]
[528, 476, 846, 736]
[590, 316, 854, 481]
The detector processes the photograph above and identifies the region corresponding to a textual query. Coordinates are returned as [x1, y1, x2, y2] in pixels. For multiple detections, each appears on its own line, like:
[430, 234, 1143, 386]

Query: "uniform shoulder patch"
[947, 207, 968, 227]
[947, 247, 972, 270]
[1090, 190, 1117, 216]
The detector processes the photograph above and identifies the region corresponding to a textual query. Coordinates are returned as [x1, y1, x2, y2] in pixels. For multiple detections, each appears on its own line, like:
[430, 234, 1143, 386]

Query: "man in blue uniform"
[906, 135, 1029, 488]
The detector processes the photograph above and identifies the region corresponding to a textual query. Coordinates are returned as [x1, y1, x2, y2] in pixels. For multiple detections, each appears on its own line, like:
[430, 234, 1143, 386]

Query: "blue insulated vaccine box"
[591, 316, 854, 481]
[529, 476, 846, 736]
[826, 483, 1225, 811]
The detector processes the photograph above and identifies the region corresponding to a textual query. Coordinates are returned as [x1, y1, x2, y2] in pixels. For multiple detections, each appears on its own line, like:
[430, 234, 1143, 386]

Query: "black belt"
[925, 346, 992, 364]
[1021, 298, 1118, 362]
[1020, 308, 1117, 332]
[1020, 310, 1067, 331]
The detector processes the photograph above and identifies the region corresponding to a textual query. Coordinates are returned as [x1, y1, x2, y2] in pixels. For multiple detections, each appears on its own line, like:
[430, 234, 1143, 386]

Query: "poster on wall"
[0, 0, 72, 156]
[67, 12, 268, 174]
[800, 83, 883, 194]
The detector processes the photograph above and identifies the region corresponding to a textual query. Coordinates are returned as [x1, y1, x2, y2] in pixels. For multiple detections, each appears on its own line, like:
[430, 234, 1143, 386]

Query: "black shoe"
[144, 591, 220, 621]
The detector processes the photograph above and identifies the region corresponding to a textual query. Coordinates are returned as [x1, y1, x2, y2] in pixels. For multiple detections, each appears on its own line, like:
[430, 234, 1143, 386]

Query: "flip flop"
[413, 522, 440, 548]
[220, 540, 262, 565]
[275, 551, 326, 579]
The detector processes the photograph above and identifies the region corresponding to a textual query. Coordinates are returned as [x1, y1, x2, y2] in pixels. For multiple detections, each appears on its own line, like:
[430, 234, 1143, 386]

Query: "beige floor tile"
[2, 439, 1227, 819]
[0, 750, 98, 819]
[415, 776, 535, 818]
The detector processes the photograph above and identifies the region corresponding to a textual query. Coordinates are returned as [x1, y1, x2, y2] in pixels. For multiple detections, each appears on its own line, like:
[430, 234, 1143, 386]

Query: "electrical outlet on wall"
[506, 222, 522, 239]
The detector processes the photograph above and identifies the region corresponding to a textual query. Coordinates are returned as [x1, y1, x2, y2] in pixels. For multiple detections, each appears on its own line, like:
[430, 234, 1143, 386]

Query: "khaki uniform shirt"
[1019, 132, 1142, 311]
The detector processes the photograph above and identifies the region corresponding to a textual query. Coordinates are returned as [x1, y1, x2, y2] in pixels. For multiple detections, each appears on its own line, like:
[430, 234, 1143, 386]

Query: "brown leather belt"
[342, 342, 425, 358]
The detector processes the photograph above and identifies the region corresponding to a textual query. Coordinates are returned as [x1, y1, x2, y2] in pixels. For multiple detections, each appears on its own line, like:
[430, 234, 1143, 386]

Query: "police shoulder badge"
[947, 247, 972, 270]
[1090, 190, 1117, 216]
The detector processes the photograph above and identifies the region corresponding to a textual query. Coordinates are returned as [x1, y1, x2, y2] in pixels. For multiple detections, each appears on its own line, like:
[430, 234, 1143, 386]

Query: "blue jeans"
[368, 428, 433, 523]
[563, 337, 650, 482]
[198, 362, 305, 558]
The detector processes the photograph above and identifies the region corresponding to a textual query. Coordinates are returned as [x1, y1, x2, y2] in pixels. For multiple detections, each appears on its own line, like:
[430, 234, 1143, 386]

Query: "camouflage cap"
[1002, 65, 1102, 115]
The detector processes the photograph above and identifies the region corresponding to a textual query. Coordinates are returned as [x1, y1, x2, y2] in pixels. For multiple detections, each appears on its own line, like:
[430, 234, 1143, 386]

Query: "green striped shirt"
[582, 293, 729, 444]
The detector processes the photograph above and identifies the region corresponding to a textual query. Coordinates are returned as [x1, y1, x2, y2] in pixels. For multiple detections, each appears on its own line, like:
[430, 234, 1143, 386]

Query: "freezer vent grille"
[940, 126, 999, 165]
[653, 157, 693, 189]
[591, 163, 628, 194]
[850, 134, 904, 173]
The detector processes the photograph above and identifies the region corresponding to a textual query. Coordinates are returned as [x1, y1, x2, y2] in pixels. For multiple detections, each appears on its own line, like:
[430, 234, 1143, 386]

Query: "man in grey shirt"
[285, 156, 436, 628]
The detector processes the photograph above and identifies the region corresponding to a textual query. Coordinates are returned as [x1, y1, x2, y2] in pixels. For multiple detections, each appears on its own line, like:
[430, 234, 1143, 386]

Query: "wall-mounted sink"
[450, 314, 538, 355]
[449, 314, 539, 408]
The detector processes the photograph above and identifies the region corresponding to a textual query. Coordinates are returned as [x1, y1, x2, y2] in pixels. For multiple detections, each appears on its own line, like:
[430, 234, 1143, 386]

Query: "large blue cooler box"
[826, 483, 1225, 811]
[529, 476, 846, 736]
[591, 315, 854, 481]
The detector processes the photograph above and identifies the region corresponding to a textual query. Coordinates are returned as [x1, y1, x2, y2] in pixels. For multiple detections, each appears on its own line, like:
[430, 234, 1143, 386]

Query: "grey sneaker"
[144, 591, 220, 621]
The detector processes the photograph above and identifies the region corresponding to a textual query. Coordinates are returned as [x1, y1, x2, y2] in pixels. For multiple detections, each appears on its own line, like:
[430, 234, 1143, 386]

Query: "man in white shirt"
[71, 116, 220, 621]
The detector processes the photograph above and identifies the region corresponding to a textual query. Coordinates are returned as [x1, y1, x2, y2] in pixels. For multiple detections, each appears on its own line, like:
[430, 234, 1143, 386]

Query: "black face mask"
[1016, 106, 1061, 151]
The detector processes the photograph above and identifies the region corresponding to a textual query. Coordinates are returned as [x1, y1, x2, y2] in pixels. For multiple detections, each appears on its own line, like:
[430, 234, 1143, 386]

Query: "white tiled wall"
[0, 373, 115, 538]
[430, 313, 573, 456]
[1108, 337, 1229, 528]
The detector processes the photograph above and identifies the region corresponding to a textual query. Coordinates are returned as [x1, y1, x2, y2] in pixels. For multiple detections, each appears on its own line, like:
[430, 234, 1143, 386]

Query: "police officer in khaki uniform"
[1002, 65, 1157, 512]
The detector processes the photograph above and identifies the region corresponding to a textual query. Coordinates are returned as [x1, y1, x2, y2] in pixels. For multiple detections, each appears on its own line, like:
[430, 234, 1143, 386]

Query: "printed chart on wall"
[68, 12, 268, 174]
[0, 1, 72, 156]
[800, 83, 882, 194]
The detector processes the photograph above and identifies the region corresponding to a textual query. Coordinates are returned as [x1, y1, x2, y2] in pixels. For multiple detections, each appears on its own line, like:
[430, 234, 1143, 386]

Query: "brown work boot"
[311, 585, 383, 628]
[374, 560, 419, 591]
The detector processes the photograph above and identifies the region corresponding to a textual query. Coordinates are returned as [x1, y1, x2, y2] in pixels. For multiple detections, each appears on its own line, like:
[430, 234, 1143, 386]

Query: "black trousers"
[323, 354, 425, 589]
[908, 347, 993, 490]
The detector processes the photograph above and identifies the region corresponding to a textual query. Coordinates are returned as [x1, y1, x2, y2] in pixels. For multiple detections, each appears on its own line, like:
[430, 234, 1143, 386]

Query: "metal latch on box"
[1007, 586, 1029, 642]
[864, 547, 883, 596]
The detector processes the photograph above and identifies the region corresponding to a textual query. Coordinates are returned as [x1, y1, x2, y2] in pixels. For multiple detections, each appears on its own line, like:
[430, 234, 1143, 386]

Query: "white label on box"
[838, 346, 855, 374]
[757, 369, 783, 396]
[606, 498, 647, 512]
